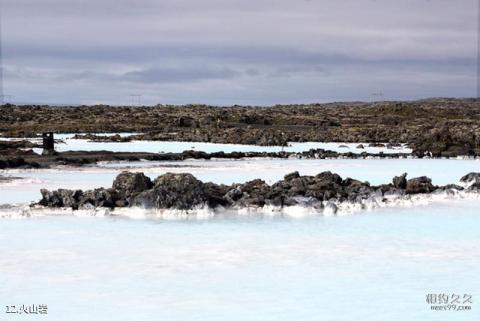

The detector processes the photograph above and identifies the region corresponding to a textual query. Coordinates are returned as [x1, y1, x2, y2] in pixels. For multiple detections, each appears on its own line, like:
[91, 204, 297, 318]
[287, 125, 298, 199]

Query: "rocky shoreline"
[2, 98, 479, 157]
[0, 147, 432, 170]
[38, 171, 480, 213]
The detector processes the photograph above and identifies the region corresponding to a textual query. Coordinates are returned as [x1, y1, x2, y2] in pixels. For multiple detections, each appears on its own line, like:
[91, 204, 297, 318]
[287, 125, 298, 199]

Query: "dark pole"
[42, 132, 55, 155]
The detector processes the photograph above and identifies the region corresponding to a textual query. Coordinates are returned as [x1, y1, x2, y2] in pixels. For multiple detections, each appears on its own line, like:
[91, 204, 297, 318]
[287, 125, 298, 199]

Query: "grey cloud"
[1, 0, 478, 105]
[120, 66, 238, 84]
[6, 64, 245, 84]
[6, 43, 475, 68]
[268, 65, 330, 78]
[245, 68, 261, 76]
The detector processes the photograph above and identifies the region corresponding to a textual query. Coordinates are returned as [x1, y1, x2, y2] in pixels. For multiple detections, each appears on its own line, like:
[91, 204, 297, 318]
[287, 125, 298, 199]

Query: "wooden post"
[42, 132, 55, 155]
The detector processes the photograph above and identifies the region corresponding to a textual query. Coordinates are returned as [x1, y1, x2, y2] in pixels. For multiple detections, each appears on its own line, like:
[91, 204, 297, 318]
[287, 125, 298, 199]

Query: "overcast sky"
[1, 0, 478, 105]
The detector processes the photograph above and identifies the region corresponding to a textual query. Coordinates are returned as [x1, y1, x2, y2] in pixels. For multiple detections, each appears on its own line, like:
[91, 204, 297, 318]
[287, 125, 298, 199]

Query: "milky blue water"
[3, 134, 411, 154]
[51, 139, 410, 154]
[0, 201, 479, 321]
[1, 150, 479, 320]
[1, 158, 479, 205]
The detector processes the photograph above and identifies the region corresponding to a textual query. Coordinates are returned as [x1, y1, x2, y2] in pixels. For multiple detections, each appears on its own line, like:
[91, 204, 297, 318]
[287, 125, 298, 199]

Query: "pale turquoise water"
[52, 139, 410, 154]
[3, 134, 411, 154]
[1, 158, 479, 205]
[1, 156, 479, 320]
[0, 201, 479, 321]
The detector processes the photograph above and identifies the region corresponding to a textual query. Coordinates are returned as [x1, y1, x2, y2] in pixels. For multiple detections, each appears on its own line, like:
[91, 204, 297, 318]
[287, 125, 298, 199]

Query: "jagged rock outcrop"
[39, 189, 84, 209]
[405, 176, 436, 194]
[112, 171, 153, 203]
[37, 171, 478, 211]
[411, 124, 480, 157]
[460, 172, 480, 190]
[132, 173, 208, 210]
[460, 172, 480, 185]
[393, 173, 407, 189]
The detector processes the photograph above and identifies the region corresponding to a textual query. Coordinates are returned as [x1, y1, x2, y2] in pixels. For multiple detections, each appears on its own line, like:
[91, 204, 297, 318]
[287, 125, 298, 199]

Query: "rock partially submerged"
[132, 173, 208, 210]
[37, 171, 479, 212]
[460, 172, 480, 189]
[0, 175, 23, 183]
[72, 133, 133, 142]
[405, 176, 435, 194]
[0, 147, 414, 170]
[0, 157, 40, 169]
[113, 171, 153, 201]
